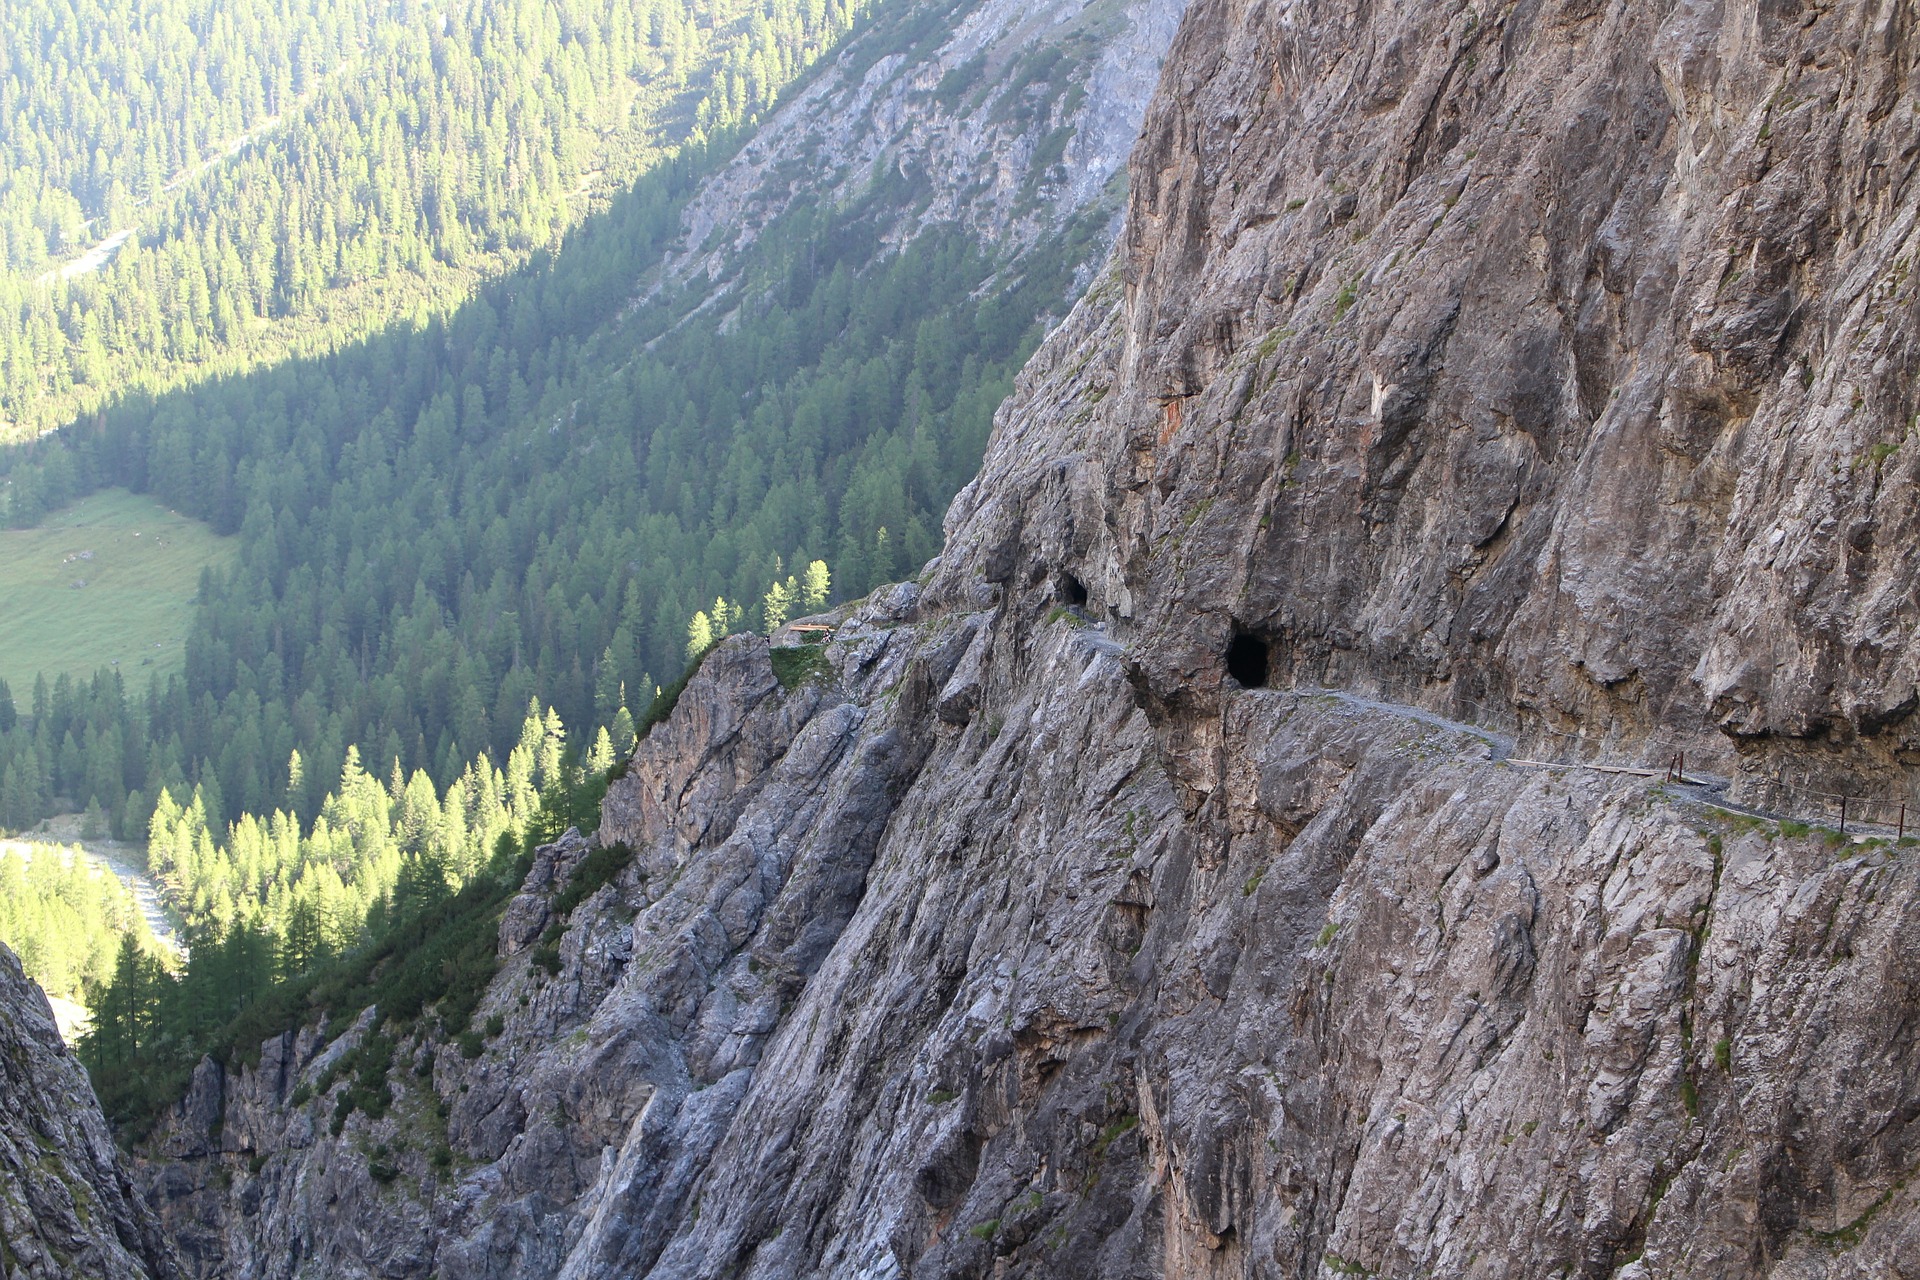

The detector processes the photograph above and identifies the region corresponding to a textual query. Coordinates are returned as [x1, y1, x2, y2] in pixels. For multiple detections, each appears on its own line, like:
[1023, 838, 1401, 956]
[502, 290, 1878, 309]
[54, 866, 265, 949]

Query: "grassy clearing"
[0, 488, 233, 688]
[769, 643, 834, 690]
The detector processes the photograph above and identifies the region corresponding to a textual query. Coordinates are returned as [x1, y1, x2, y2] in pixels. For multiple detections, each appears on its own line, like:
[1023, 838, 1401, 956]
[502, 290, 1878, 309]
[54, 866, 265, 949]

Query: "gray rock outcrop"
[0, 943, 178, 1279]
[993, 0, 1920, 803]
[648, 0, 1187, 315]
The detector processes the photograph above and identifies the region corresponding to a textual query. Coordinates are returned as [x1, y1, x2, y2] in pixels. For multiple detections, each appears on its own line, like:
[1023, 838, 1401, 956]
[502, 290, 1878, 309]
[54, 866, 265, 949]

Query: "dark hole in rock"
[1061, 573, 1089, 606]
[1226, 633, 1270, 689]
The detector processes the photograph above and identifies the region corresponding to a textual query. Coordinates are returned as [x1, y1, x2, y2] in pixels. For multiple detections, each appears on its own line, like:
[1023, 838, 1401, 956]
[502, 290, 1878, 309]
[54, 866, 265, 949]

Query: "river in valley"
[0, 829, 182, 954]
[0, 827, 180, 1042]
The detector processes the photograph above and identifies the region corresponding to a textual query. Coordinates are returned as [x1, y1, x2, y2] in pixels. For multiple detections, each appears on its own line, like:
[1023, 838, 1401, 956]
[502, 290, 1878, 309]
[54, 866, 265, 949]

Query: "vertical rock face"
[948, 0, 1920, 800]
[647, 0, 1189, 310]
[128, 0, 1920, 1276]
[0, 943, 177, 1280]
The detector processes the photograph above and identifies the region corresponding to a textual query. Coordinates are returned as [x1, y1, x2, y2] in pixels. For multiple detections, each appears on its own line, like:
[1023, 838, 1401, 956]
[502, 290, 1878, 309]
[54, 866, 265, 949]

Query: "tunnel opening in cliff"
[1226, 632, 1270, 688]
[1059, 572, 1089, 607]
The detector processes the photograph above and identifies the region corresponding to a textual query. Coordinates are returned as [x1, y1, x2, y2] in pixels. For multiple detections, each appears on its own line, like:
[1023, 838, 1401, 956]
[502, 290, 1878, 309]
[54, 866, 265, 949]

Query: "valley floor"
[0, 488, 234, 687]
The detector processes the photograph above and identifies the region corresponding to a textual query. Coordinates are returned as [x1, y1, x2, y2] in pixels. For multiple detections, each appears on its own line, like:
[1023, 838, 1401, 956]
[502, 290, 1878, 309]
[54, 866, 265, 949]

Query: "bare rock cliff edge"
[0, 943, 178, 1279]
[125, 0, 1920, 1277]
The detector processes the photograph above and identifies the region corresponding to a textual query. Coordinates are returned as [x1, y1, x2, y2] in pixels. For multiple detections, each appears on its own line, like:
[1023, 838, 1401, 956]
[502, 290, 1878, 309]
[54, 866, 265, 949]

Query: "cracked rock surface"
[947, 0, 1920, 802]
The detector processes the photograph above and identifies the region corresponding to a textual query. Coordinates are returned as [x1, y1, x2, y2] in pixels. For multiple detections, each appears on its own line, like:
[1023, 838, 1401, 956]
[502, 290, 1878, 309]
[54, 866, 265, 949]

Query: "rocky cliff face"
[648, 0, 1186, 312]
[0, 943, 178, 1279]
[130, 0, 1920, 1276]
[1049, 0, 1920, 803]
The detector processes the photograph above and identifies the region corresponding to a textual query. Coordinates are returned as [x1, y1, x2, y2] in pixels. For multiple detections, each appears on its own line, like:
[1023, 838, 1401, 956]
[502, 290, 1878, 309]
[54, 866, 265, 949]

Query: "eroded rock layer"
[1034, 0, 1920, 800]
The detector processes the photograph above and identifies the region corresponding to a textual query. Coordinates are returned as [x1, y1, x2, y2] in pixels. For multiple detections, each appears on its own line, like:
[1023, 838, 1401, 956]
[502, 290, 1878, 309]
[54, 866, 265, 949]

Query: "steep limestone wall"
[945, 0, 1920, 803]
[0, 943, 178, 1279]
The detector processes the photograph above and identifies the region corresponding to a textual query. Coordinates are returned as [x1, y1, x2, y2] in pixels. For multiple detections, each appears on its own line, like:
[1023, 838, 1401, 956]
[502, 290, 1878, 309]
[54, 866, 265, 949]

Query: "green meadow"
[0, 489, 234, 689]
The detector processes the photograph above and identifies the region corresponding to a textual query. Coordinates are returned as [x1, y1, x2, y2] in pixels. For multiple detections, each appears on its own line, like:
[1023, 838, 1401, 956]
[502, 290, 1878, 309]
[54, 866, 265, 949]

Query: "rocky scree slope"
[645, 0, 1187, 317]
[128, 0, 1920, 1276]
[0, 942, 178, 1279]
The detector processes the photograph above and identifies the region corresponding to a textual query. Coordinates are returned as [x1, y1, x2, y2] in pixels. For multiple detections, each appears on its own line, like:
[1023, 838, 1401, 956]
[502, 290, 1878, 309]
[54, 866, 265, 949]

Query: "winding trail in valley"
[33, 64, 345, 286]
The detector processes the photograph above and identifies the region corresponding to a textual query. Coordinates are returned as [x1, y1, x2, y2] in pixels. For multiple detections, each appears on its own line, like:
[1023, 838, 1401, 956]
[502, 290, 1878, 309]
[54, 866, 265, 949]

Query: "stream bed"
[1, 832, 182, 955]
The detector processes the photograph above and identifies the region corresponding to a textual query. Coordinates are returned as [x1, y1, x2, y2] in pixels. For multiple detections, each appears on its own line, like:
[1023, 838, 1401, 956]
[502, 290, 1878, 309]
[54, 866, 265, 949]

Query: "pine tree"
[592, 648, 622, 730]
[763, 574, 798, 632]
[801, 559, 830, 611]
[279, 893, 326, 980]
[586, 726, 614, 776]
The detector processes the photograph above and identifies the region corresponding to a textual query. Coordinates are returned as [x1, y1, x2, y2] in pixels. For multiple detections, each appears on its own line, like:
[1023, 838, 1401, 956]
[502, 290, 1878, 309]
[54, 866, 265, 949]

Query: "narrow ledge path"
[1304, 686, 1907, 844]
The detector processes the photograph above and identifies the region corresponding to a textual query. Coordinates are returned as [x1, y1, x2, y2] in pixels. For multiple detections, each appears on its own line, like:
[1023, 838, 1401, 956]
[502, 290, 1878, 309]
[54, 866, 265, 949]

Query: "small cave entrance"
[1225, 632, 1271, 689]
[1059, 572, 1089, 607]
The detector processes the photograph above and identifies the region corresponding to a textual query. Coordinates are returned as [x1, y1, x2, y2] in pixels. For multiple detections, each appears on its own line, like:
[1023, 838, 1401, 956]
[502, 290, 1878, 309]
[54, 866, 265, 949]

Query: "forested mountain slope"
[0, 0, 1181, 1217]
[117, 0, 1920, 1276]
[0, 0, 1183, 1175]
[0, 0, 870, 437]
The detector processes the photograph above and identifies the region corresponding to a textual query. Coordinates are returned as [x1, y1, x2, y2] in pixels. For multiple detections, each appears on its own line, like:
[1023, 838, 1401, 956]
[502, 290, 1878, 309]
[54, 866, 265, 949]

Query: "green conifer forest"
[0, 841, 159, 1001]
[1, 0, 873, 435]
